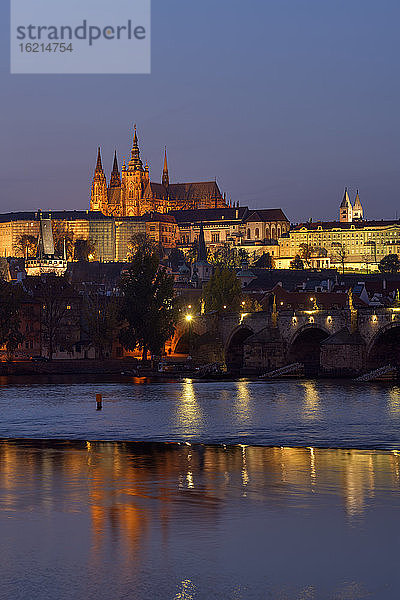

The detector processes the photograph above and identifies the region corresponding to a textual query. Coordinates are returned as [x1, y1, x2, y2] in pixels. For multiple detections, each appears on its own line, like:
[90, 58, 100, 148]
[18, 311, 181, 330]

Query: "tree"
[299, 243, 313, 268]
[31, 274, 78, 360]
[203, 266, 242, 313]
[208, 245, 249, 268]
[13, 234, 38, 258]
[379, 254, 400, 274]
[332, 243, 348, 274]
[0, 281, 23, 360]
[120, 235, 177, 361]
[74, 238, 97, 262]
[83, 293, 121, 359]
[290, 255, 304, 269]
[254, 252, 273, 269]
[167, 247, 186, 271]
[126, 233, 163, 262]
[185, 241, 199, 264]
[52, 221, 74, 259]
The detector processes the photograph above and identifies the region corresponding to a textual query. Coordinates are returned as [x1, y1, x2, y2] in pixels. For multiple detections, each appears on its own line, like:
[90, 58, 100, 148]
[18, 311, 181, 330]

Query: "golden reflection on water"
[235, 381, 252, 424]
[301, 381, 320, 420]
[1, 440, 400, 556]
[174, 579, 196, 600]
[176, 379, 202, 435]
[388, 386, 400, 414]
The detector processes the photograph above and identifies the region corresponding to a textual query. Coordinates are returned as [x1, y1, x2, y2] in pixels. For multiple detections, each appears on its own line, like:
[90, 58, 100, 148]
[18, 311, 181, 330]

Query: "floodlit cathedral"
[90, 125, 228, 217]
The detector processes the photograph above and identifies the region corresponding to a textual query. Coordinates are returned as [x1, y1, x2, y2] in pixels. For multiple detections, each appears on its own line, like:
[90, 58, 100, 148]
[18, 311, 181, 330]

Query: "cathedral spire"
[95, 147, 104, 173]
[339, 187, 353, 223]
[128, 124, 144, 171]
[110, 150, 121, 188]
[90, 147, 108, 212]
[352, 189, 363, 221]
[162, 146, 169, 188]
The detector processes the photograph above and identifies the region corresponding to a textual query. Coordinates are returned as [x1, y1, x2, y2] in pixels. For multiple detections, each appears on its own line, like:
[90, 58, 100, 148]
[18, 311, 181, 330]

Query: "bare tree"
[299, 243, 314, 268]
[52, 221, 74, 259]
[74, 238, 97, 262]
[13, 234, 38, 258]
[332, 242, 348, 274]
[30, 275, 79, 360]
[82, 292, 121, 359]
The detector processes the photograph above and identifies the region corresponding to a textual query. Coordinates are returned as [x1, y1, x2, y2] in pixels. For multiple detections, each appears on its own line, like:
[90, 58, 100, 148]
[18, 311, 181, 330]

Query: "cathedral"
[90, 125, 228, 217]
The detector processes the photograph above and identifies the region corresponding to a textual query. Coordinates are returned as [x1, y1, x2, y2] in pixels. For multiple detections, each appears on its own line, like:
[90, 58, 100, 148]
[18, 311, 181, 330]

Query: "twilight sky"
[1, 0, 400, 223]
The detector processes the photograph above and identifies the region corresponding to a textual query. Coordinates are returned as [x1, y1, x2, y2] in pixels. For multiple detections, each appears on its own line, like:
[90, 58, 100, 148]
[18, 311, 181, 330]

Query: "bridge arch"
[367, 322, 400, 370]
[225, 325, 254, 372]
[287, 324, 330, 376]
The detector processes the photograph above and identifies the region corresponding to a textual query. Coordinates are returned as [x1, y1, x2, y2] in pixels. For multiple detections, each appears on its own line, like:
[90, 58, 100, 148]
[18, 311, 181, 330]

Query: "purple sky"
[1, 0, 400, 223]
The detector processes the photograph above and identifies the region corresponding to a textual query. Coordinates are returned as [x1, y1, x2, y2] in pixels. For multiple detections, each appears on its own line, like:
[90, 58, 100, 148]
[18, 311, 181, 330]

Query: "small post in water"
[96, 393, 102, 411]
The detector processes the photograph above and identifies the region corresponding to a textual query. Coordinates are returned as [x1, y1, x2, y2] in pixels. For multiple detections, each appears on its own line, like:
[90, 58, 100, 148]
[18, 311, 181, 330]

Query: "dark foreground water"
[1, 440, 400, 599]
[1, 378, 400, 448]
[2, 378, 400, 599]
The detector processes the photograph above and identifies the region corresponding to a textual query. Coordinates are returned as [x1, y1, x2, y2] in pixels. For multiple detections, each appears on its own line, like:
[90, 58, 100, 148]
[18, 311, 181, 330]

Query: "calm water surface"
[1, 377, 400, 448]
[1, 440, 400, 599]
[1, 378, 400, 599]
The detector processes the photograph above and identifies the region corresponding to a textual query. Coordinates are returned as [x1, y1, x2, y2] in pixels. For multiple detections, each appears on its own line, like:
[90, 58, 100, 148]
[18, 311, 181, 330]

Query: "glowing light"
[185, 314, 193, 322]
[223, 305, 227, 309]
[372, 314, 378, 322]
[188, 304, 192, 309]
[327, 316, 332, 323]
[309, 316, 314, 323]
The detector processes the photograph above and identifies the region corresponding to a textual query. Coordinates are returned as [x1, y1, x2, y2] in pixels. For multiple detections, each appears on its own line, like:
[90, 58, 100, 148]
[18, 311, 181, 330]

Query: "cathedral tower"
[121, 125, 150, 216]
[90, 148, 108, 212]
[352, 189, 363, 220]
[339, 187, 353, 223]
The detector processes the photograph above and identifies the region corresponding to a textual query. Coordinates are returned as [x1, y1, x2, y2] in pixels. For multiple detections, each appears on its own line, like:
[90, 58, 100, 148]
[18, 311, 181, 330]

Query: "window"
[212, 233, 220, 243]
[255, 228, 260, 239]
[247, 228, 251, 239]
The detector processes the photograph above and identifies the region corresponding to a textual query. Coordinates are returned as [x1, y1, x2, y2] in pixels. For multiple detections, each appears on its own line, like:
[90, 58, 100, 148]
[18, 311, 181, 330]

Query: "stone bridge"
[172, 307, 400, 376]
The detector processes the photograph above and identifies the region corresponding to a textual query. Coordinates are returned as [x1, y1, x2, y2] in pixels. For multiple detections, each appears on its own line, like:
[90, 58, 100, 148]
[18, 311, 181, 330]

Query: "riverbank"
[0, 358, 195, 378]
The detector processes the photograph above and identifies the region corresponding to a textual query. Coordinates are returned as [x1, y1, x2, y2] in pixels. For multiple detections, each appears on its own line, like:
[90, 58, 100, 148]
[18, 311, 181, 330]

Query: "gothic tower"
[352, 189, 363, 220]
[162, 147, 169, 188]
[339, 187, 353, 223]
[90, 148, 108, 212]
[107, 150, 122, 215]
[121, 125, 149, 216]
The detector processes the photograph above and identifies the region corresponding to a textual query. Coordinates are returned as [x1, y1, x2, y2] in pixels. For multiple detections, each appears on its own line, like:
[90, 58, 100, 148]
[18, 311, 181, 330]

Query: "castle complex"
[90, 125, 228, 217]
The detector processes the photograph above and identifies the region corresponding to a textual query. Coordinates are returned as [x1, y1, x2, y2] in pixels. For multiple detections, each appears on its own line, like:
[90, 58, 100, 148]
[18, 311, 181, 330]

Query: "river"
[1, 377, 400, 448]
[1, 378, 400, 599]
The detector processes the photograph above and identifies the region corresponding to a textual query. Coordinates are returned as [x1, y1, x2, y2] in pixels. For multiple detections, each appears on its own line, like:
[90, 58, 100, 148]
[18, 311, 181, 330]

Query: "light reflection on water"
[1, 440, 400, 598]
[1, 378, 400, 448]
